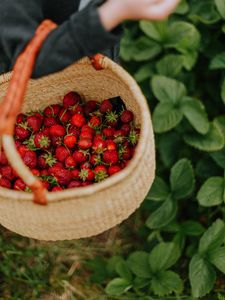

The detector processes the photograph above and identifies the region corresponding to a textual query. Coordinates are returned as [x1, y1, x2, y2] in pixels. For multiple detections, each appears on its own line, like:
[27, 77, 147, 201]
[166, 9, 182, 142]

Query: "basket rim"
[0, 56, 155, 203]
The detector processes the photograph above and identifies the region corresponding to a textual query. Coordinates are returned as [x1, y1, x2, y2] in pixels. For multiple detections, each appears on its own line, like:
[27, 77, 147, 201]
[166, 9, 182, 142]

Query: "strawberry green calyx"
[43, 153, 57, 167]
[79, 169, 89, 182]
[105, 111, 118, 123]
[94, 171, 108, 183]
[129, 130, 139, 145]
[41, 175, 58, 186]
[24, 136, 37, 151]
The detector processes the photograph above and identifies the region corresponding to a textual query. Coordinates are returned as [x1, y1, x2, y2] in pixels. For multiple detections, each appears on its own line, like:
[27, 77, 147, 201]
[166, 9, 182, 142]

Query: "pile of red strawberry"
[0, 92, 140, 192]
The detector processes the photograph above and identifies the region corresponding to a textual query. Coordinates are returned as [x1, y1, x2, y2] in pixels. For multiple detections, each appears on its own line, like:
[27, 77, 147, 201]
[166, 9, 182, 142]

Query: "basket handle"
[0, 20, 106, 205]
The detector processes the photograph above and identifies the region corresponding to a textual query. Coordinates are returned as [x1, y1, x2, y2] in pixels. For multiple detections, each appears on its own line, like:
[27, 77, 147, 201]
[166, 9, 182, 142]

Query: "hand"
[98, 0, 180, 31]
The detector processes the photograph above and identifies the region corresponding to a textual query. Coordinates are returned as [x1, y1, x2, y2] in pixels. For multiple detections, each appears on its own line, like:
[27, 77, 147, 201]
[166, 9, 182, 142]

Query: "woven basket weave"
[0, 23, 155, 241]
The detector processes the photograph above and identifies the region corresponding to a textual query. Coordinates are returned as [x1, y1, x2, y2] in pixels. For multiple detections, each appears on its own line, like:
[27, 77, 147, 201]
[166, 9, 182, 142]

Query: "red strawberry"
[0, 166, 15, 180]
[100, 99, 113, 113]
[71, 114, 86, 128]
[105, 140, 117, 151]
[71, 168, 80, 180]
[16, 113, 26, 124]
[51, 136, 63, 147]
[108, 165, 122, 176]
[84, 100, 98, 116]
[15, 140, 22, 149]
[121, 124, 131, 135]
[81, 124, 95, 135]
[34, 132, 51, 149]
[82, 182, 92, 187]
[14, 179, 26, 191]
[91, 54, 103, 70]
[14, 124, 30, 141]
[54, 162, 64, 168]
[103, 150, 119, 165]
[70, 104, 84, 115]
[44, 104, 61, 117]
[79, 168, 94, 182]
[64, 135, 77, 148]
[80, 131, 93, 140]
[51, 186, 64, 192]
[105, 111, 118, 127]
[80, 161, 91, 169]
[22, 150, 37, 169]
[27, 116, 42, 132]
[92, 140, 106, 154]
[18, 145, 29, 157]
[44, 117, 58, 127]
[94, 165, 108, 182]
[122, 147, 132, 160]
[78, 138, 92, 150]
[33, 112, 44, 122]
[41, 180, 51, 190]
[49, 166, 72, 186]
[55, 146, 70, 162]
[114, 130, 126, 143]
[0, 177, 11, 189]
[31, 169, 41, 177]
[89, 116, 101, 128]
[68, 181, 82, 188]
[90, 154, 101, 166]
[65, 156, 77, 169]
[93, 134, 104, 143]
[49, 124, 66, 137]
[38, 153, 56, 169]
[63, 91, 81, 108]
[121, 110, 134, 123]
[41, 169, 49, 176]
[103, 127, 115, 138]
[59, 108, 71, 123]
[0, 150, 8, 165]
[42, 127, 50, 136]
[68, 126, 80, 137]
[73, 150, 88, 164]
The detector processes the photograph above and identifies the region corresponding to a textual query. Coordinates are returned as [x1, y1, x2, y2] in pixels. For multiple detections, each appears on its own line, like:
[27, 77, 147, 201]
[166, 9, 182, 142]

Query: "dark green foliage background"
[1, 0, 225, 299]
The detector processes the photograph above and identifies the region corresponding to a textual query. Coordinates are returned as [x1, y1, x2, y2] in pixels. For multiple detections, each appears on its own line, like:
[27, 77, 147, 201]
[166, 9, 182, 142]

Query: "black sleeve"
[0, 0, 123, 78]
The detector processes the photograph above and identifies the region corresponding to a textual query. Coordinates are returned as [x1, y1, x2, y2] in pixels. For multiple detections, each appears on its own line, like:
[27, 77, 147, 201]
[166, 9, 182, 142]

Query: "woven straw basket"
[0, 21, 155, 241]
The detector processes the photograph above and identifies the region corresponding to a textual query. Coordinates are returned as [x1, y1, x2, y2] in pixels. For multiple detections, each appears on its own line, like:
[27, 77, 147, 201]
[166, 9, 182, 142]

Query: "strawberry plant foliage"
[86, 1, 225, 299]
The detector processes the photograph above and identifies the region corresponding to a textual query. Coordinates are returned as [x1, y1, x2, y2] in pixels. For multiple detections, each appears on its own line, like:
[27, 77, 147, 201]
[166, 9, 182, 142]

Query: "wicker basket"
[0, 21, 155, 241]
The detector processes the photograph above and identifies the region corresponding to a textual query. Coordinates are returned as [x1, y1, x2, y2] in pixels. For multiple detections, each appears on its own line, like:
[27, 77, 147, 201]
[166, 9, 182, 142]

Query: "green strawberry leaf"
[153, 103, 183, 133]
[127, 252, 151, 279]
[197, 177, 224, 207]
[132, 37, 162, 61]
[151, 270, 183, 296]
[156, 54, 184, 77]
[208, 247, 225, 274]
[170, 159, 195, 200]
[210, 147, 225, 169]
[105, 278, 132, 296]
[189, 0, 221, 24]
[146, 176, 170, 202]
[175, 0, 189, 15]
[189, 254, 216, 298]
[181, 97, 209, 134]
[146, 196, 177, 229]
[210, 51, 225, 69]
[215, 0, 225, 19]
[116, 261, 133, 283]
[221, 78, 225, 104]
[184, 122, 225, 152]
[140, 20, 168, 43]
[199, 219, 225, 255]
[149, 242, 181, 273]
[151, 75, 187, 104]
[181, 221, 205, 236]
[134, 63, 154, 83]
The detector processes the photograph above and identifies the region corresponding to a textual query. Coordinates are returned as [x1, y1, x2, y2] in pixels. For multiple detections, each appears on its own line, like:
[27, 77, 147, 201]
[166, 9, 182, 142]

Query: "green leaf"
[175, 0, 189, 15]
[215, 0, 225, 19]
[134, 63, 154, 83]
[156, 54, 184, 77]
[105, 278, 132, 296]
[140, 20, 168, 43]
[210, 52, 225, 69]
[127, 252, 151, 278]
[197, 177, 224, 207]
[181, 221, 205, 236]
[209, 247, 225, 274]
[151, 271, 183, 296]
[146, 196, 177, 229]
[189, 254, 216, 298]
[221, 78, 225, 103]
[166, 21, 201, 51]
[170, 159, 195, 200]
[199, 219, 225, 255]
[151, 75, 187, 104]
[181, 98, 209, 134]
[210, 147, 225, 169]
[189, 0, 221, 24]
[106, 256, 124, 276]
[158, 132, 181, 168]
[180, 50, 198, 70]
[146, 177, 170, 202]
[184, 122, 225, 152]
[153, 102, 183, 133]
[132, 37, 162, 61]
[215, 116, 225, 136]
[133, 277, 150, 289]
[116, 261, 133, 282]
[149, 242, 180, 273]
